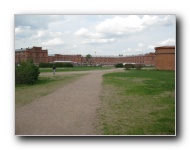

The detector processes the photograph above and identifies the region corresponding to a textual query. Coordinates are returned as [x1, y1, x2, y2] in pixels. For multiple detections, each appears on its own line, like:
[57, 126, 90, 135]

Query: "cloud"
[148, 38, 176, 49]
[95, 15, 144, 36]
[15, 15, 175, 55]
[142, 15, 175, 27]
[82, 38, 115, 44]
[74, 28, 89, 36]
[15, 15, 65, 29]
[75, 27, 114, 44]
[137, 43, 145, 48]
[122, 48, 132, 53]
[95, 15, 175, 37]
[15, 26, 33, 38]
[159, 38, 175, 46]
[74, 27, 104, 39]
[42, 38, 64, 46]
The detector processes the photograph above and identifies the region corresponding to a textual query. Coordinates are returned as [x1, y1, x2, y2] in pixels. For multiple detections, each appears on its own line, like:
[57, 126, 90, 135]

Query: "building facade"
[155, 46, 175, 70]
[15, 46, 48, 64]
[15, 46, 156, 66]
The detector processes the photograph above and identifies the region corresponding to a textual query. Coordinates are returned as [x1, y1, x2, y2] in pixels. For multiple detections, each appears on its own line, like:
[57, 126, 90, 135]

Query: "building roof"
[15, 48, 27, 52]
[155, 46, 175, 50]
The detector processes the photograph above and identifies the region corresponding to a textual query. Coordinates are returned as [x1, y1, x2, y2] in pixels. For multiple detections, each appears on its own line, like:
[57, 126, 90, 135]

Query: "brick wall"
[155, 46, 175, 70]
[15, 46, 48, 64]
[15, 46, 156, 66]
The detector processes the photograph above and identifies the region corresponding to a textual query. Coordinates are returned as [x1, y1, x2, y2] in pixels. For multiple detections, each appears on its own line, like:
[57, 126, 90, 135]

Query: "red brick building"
[86, 53, 155, 66]
[15, 46, 156, 66]
[48, 54, 82, 64]
[155, 46, 175, 70]
[15, 46, 48, 64]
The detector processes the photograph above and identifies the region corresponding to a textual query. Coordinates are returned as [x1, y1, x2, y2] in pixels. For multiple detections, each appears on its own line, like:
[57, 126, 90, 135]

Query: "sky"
[15, 15, 176, 56]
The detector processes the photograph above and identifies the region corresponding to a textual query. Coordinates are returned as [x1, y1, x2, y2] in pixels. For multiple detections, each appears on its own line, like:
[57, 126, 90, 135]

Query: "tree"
[15, 59, 40, 84]
[86, 54, 92, 65]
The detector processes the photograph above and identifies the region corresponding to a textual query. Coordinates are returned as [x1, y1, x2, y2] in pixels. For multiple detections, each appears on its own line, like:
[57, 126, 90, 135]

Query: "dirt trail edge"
[15, 68, 123, 135]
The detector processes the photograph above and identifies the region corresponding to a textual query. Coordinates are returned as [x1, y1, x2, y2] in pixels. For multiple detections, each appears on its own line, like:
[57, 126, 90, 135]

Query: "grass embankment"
[99, 70, 175, 135]
[15, 74, 86, 106]
[40, 66, 113, 73]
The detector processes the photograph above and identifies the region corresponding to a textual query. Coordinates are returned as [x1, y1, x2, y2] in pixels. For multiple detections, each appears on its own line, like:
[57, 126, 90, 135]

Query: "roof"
[155, 46, 175, 50]
[15, 48, 27, 52]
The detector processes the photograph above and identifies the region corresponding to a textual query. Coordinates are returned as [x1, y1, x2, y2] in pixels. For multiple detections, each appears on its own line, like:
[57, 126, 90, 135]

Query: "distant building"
[15, 46, 156, 66]
[155, 46, 175, 70]
[48, 54, 82, 64]
[15, 46, 48, 64]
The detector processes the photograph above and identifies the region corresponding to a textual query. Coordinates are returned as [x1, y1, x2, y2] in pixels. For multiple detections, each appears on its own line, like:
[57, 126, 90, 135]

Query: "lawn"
[99, 70, 175, 135]
[39, 66, 113, 73]
[15, 73, 86, 106]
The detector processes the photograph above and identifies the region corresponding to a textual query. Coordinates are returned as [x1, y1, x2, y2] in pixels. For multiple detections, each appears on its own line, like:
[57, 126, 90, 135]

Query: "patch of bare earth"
[15, 68, 124, 135]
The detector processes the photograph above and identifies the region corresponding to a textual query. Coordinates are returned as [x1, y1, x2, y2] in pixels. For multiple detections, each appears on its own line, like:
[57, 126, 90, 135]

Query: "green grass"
[15, 74, 86, 106]
[40, 66, 113, 73]
[99, 70, 175, 135]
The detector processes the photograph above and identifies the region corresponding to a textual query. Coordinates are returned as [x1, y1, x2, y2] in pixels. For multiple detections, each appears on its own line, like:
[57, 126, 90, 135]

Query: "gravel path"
[15, 68, 123, 135]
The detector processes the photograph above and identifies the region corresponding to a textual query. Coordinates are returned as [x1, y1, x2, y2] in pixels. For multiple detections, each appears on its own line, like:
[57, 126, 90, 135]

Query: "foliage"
[86, 54, 92, 64]
[39, 66, 113, 72]
[15, 59, 40, 84]
[124, 64, 135, 70]
[39, 62, 74, 68]
[124, 63, 144, 70]
[134, 64, 144, 70]
[114, 63, 123, 68]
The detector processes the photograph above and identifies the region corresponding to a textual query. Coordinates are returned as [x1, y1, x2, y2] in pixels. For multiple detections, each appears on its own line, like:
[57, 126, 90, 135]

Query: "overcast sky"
[15, 15, 176, 56]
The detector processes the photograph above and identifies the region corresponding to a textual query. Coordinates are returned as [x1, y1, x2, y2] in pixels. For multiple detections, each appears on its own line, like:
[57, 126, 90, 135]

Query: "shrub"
[115, 63, 123, 68]
[39, 62, 74, 68]
[124, 64, 135, 70]
[134, 64, 144, 70]
[39, 62, 53, 68]
[15, 59, 40, 84]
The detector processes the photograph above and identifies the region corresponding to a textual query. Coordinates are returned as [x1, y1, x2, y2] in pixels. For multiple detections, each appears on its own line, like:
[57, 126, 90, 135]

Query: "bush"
[124, 64, 135, 70]
[39, 62, 51, 68]
[39, 62, 74, 68]
[134, 64, 144, 70]
[15, 59, 40, 84]
[115, 63, 123, 68]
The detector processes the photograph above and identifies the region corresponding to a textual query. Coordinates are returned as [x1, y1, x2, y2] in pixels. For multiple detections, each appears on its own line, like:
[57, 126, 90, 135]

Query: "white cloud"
[75, 27, 114, 44]
[147, 38, 176, 50]
[49, 31, 63, 37]
[74, 28, 89, 36]
[32, 30, 46, 38]
[82, 38, 115, 44]
[95, 15, 144, 36]
[15, 27, 22, 34]
[42, 38, 64, 46]
[122, 48, 132, 53]
[138, 43, 145, 48]
[142, 15, 160, 26]
[72, 45, 78, 48]
[74, 27, 103, 39]
[148, 45, 155, 49]
[142, 15, 175, 27]
[162, 15, 175, 26]
[159, 38, 175, 46]
[95, 15, 175, 37]
[15, 15, 175, 55]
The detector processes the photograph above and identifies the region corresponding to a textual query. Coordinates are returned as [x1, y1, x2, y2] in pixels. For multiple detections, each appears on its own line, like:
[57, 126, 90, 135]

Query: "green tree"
[86, 54, 92, 65]
[15, 59, 40, 84]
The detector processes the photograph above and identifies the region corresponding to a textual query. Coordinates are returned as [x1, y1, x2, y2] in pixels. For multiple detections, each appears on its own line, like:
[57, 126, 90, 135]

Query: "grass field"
[39, 66, 113, 73]
[99, 70, 175, 135]
[15, 74, 86, 106]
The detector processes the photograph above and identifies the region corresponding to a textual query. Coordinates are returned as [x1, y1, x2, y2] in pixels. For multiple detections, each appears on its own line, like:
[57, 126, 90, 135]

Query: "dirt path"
[15, 68, 123, 135]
